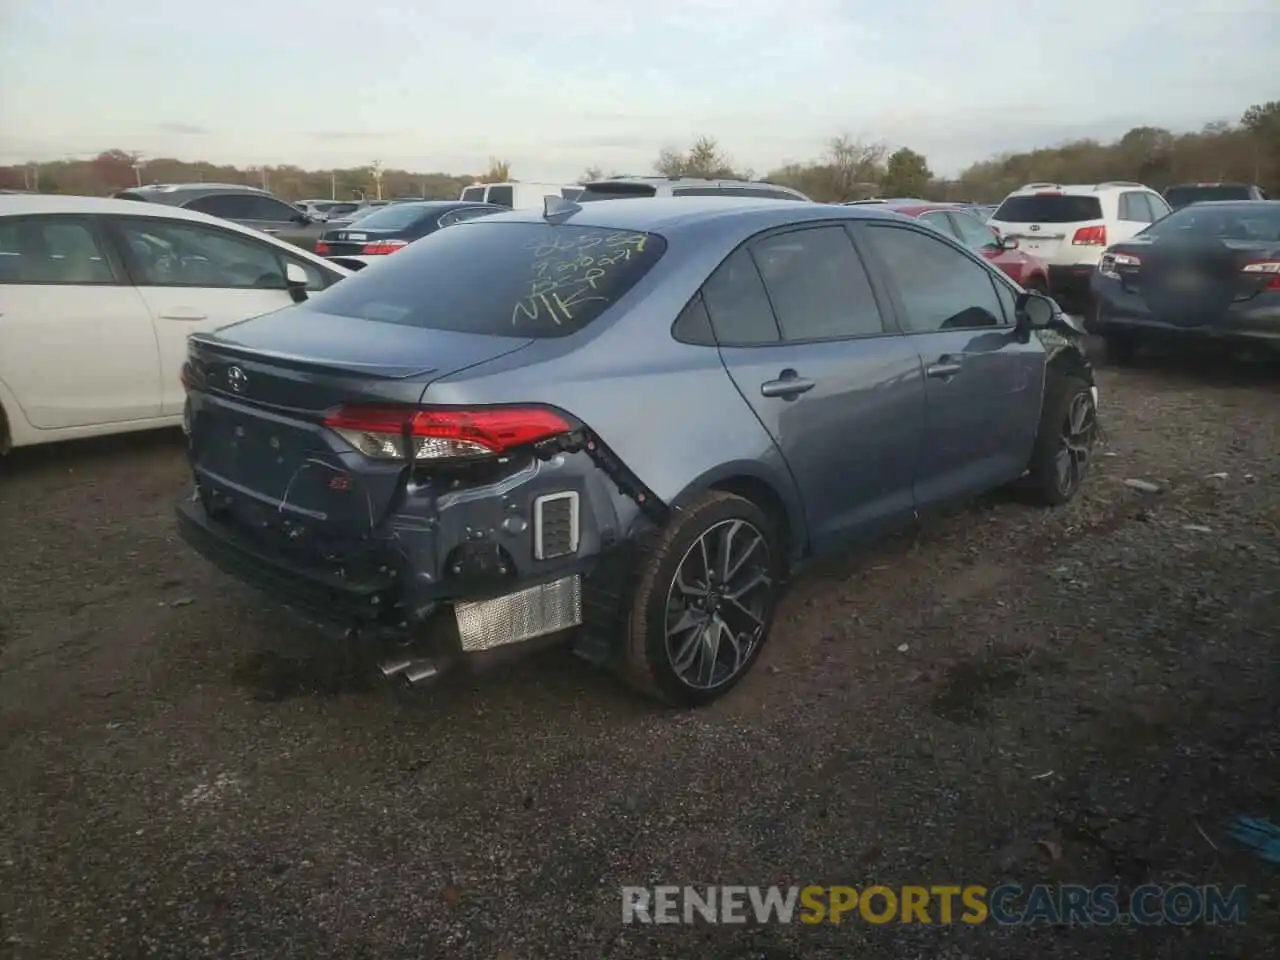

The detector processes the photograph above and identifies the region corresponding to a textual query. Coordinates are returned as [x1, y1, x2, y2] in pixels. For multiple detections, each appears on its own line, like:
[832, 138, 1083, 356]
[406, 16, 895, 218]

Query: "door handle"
[926, 356, 963, 379]
[760, 370, 816, 399]
[159, 308, 208, 321]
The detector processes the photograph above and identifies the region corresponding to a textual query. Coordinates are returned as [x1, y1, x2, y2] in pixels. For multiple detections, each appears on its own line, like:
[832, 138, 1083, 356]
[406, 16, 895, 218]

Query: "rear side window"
[308, 222, 666, 338]
[749, 226, 887, 340]
[486, 185, 514, 207]
[460, 186, 485, 202]
[701, 248, 780, 345]
[578, 183, 659, 202]
[1118, 192, 1153, 223]
[0, 216, 117, 284]
[993, 194, 1103, 223]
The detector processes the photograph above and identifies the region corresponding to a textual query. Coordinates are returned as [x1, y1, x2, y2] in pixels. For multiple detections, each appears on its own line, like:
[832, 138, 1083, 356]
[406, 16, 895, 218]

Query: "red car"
[873, 202, 1051, 293]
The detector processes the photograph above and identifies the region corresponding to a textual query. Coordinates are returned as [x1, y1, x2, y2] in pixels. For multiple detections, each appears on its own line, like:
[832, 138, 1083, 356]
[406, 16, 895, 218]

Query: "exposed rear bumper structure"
[175, 476, 635, 683]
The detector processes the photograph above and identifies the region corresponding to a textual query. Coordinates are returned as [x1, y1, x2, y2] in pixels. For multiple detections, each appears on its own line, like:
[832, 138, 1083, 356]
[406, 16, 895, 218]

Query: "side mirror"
[1015, 290, 1082, 338]
[285, 262, 310, 303]
[995, 232, 1018, 251]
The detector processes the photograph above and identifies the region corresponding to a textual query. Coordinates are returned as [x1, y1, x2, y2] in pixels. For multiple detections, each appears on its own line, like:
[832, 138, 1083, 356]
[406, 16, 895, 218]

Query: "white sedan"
[0, 194, 352, 452]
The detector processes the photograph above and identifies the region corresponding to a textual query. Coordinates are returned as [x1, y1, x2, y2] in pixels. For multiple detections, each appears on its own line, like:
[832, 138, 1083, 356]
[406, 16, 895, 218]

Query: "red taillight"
[361, 239, 409, 255]
[314, 240, 331, 255]
[1242, 260, 1280, 290]
[322, 405, 573, 460]
[1072, 225, 1107, 246]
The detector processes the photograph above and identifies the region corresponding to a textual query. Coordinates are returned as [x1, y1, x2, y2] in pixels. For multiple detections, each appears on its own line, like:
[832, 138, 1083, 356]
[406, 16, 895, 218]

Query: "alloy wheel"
[663, 519, 772, 690]
[1056, 392, 1096, 497]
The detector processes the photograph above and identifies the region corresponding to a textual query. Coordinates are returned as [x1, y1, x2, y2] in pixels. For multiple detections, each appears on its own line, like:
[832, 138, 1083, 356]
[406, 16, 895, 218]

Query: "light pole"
[371, 160, 384, 200]
[132, 156, 145, 186]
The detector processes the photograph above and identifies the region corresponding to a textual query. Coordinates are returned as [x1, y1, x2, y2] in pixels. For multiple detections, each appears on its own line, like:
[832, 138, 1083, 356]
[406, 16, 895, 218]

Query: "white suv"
[988, 182, 1171, 307]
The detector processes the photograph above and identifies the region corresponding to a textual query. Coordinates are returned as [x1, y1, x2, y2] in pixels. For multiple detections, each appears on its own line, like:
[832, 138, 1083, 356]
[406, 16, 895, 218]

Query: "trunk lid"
[320, 227, 394, 257]
[1108, 237, 1278, 325]
[186, 307, 534, 540]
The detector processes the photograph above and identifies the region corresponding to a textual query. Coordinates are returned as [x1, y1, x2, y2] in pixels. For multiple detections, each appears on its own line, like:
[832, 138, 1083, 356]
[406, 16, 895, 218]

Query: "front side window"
[0, 216, 117, 284]
[115, 218, 288, 288]
[460, 186, 486, 202]
[749, 226, 888, 340]
[862, 224, 1005, 333]
[308, 221, 666, 337]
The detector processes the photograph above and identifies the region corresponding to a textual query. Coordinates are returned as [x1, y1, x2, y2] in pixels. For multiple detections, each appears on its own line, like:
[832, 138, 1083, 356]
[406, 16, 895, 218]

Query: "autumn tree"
[654, 136, 740, 179]
[765, 136, 886, 202]
[478, 157, 512, 183]
[880, 147, 932, 197]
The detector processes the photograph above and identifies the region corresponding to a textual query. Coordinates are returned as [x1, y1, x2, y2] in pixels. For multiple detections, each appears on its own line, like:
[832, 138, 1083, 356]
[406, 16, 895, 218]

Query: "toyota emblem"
[1029, 224, 1041, 232]
[227, 366, 248, 393]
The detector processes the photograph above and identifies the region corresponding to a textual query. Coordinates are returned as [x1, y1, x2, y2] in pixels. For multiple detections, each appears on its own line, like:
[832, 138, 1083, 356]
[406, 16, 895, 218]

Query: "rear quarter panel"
[423, 222, 806, 540]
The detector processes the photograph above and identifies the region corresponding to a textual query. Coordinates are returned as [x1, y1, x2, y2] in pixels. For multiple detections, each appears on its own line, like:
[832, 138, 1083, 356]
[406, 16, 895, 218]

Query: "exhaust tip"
[378, 658, 414, 679]
[377, 657, 442, 686]
[404, 661, 440, 685]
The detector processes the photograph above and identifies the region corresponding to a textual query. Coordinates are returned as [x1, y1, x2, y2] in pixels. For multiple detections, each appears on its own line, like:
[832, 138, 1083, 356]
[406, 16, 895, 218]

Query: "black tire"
[1104, 333, 1138, 366]
[1023, 375, 1097, 507]
[620, 491, 783, 706]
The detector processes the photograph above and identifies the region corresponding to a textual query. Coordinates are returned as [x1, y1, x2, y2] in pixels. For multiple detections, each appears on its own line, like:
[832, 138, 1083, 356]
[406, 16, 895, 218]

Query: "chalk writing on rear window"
[512, 231, 650, 327]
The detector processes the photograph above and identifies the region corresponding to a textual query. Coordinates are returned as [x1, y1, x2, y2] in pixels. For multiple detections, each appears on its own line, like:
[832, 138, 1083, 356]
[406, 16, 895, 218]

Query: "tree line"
[3, 101, 1275, 205]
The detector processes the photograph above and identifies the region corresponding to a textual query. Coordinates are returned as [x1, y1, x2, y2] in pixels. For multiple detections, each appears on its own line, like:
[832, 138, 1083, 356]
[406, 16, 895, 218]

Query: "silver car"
[176, 196, 1098, 705]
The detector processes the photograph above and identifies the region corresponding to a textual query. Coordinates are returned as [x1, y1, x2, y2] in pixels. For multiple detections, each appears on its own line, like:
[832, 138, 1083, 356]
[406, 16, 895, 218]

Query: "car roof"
[1005, 182, 1152, 196]
[877, 202, 971, 217]
[583, 176, 799, 190]
[1167, 199, 1279, 210]
[473, 195, 899, 235]
[0, 194, 350, 272]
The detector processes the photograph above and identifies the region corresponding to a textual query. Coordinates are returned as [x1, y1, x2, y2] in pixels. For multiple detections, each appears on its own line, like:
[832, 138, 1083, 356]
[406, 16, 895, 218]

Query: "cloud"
[156, 122, 209, 135]
[308, 131, 390, 141]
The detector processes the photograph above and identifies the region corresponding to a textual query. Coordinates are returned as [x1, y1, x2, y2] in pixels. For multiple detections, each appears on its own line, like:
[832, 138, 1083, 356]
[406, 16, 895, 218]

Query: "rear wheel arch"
[668, 463, 805, 567]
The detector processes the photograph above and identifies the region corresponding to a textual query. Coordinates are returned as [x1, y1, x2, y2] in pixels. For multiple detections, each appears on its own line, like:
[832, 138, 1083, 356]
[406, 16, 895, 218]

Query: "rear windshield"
[345, 203, 432, 230]
[578, 183, 659, 202]
[993, 194, 1103, 223]
[309, 221, 667, 337]
[1164, 185, 1253, 208]
[1140, 203, 1280, 241]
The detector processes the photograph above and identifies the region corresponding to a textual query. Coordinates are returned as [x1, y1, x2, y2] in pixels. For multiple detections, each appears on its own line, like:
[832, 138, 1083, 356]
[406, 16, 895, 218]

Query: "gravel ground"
[1, 342, 1277, 959]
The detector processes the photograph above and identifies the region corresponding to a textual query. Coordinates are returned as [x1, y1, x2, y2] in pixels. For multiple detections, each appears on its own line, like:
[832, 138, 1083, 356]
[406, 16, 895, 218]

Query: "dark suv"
[1163, 183, 1269, 210]
[112, 183, 322, 250]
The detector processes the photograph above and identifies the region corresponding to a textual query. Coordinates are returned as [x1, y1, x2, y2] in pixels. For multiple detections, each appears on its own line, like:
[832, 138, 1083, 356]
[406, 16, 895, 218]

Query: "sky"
[0, 0, 1276, 179]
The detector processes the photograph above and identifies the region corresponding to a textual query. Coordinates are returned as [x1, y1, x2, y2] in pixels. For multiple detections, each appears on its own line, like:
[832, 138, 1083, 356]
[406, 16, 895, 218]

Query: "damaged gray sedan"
[176, 196, 1098, 705]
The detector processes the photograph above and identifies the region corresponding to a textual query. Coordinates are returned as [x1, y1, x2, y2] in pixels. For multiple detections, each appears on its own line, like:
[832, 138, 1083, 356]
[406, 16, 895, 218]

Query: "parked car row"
[165, 191, 1099, 705]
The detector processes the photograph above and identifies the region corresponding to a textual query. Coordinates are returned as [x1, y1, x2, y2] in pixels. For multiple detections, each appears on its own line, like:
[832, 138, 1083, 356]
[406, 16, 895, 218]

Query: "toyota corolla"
[177, 196, 1097, 705]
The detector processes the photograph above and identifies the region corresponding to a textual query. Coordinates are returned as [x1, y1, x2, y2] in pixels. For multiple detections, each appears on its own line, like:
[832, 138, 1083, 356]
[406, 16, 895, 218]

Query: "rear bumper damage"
[1087, 290, 1280, 350]
[176, 433, 659, 680]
